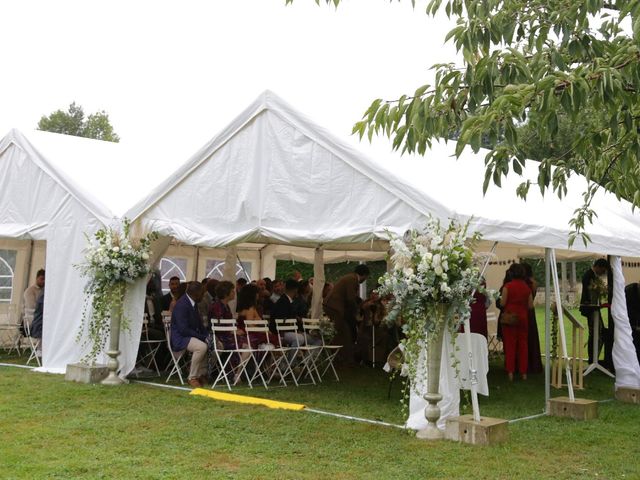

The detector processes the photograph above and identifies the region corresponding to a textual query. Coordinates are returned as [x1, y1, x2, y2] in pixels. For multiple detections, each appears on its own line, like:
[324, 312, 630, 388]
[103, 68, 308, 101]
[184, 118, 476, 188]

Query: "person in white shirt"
[23, 269, 45, 320]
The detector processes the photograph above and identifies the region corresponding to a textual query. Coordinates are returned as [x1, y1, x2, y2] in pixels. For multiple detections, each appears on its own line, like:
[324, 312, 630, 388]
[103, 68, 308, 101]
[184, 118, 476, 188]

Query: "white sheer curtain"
[610, 256, 640, 389]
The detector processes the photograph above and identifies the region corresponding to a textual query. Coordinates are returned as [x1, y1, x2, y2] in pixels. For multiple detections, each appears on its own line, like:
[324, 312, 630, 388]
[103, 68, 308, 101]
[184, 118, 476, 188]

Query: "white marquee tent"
[3, 91, 640, 397]
[0, 129, 116, 371]
[120, 91, 640, 425]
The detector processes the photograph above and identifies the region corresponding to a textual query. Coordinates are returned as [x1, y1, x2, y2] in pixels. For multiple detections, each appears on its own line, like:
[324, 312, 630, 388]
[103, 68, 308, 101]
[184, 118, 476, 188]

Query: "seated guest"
[209, 280, 248, 350]
[161, 276, 181, 312]
[270, 280, 284, 303]
[30, 292, 44, 357]
[236, 278, 248, 294]
[270, 279, 301, 342]
[145, 279, 162, 326]
[170, 281, 208, 388]
[209, 281, 237, 324]
[23, 268, 45, 316]
[271, 279, 321, 347]
[197, 277, 213, 325]
[236, 284, 279, 348]
[256, 278, 273, 317]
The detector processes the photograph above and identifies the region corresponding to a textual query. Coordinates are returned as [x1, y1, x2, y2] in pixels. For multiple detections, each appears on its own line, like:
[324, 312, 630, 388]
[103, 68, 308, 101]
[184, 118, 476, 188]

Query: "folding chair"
[244, 319, 289, 387]
[302, 318, 342, 381]
[137, 313, 164, 375]
[276, 319, 321, 385]
[210, 319, 262, 390]
[162, 312, 188, 385]
[23, 309, 41, 367]
[486, 311, 503, 358]
[0, 304, 23, 355]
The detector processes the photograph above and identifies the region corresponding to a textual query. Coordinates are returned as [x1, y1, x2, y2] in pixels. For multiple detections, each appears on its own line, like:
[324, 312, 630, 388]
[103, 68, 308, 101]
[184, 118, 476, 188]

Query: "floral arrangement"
[319, 316, 337, 343]
[377, 216, 487, 393]
[588, 275, 608, 305]
[76, 218, 157, 364]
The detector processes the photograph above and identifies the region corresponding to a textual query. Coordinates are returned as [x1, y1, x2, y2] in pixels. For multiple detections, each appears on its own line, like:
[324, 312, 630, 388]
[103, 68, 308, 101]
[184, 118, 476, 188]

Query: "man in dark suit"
[323, 264, 370, 365]
[625, 282, 640, 364]
[161, 276, 181, 312]
[170, 281, 208, 388]
[579, 258, 609, 364]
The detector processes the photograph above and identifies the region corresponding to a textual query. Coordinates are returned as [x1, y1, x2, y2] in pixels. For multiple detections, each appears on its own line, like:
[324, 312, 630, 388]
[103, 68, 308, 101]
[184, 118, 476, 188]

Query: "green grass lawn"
[1, 354, 637, 479]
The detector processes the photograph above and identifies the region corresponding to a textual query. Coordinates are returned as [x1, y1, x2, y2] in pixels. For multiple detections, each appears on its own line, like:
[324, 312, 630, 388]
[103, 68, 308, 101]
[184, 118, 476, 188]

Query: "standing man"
[579, 258, 609, 364]
[323, 264, 370, 365]
[23, 269, 45, 314]
[161, 276, 181, 312]
[170, 281, 208, 388]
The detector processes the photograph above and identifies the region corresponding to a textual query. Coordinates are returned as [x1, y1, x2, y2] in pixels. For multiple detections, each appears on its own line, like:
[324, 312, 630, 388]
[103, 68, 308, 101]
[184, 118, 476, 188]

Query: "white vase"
[416, 304, 446, 440]
[102, 302, 124, 385]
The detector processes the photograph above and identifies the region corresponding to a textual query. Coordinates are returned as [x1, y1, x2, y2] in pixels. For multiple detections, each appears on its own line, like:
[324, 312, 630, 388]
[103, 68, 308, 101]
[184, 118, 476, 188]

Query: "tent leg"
[545, 249, 551, 412]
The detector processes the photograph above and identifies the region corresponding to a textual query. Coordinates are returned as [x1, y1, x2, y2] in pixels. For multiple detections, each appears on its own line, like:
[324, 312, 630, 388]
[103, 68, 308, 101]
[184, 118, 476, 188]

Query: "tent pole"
[194, 246, 200, 281]
[561, 261, 567, 302]
[550, 249, 575, 401]
[464, 240, 497, 422]
[545, 248, 551, 412]
[310, 247, 325, 319]
[22, 239, 35, 298]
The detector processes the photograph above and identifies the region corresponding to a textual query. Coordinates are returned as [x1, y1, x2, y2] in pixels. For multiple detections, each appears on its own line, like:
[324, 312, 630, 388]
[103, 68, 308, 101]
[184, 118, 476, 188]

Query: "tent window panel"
[205, 260, 251, 281]
[0, 249, 16, 303]
[159, 257, 188, 294]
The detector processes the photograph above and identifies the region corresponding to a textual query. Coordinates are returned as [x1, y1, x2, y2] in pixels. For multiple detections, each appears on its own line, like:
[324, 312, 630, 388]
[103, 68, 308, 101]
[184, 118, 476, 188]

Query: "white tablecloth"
[406, 332, 489, 431]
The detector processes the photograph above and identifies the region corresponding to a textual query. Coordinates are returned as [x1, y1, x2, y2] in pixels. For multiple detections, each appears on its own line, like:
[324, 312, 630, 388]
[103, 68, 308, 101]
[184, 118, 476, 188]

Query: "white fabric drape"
[223, 246, 237, 282]
[610, 256, 640, 389]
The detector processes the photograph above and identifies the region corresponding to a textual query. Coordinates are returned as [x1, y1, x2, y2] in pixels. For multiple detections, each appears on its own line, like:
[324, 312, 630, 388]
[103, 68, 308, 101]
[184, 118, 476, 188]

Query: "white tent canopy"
[363, 139, 640, 258]
[0, 129, 114, 372]
[126, 90, 455, 249]
[128, 90, 640, 259]
[0, 129, 173, 373]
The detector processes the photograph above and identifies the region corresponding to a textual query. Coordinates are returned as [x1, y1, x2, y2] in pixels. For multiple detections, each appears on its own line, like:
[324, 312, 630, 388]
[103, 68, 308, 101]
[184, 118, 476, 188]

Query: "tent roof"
[0, 129, 169, 218]
[360, 139, 640, 257]
[0, 129, 119, 233]
[126, 90, 454, 249]
[126, 90, 640, 258]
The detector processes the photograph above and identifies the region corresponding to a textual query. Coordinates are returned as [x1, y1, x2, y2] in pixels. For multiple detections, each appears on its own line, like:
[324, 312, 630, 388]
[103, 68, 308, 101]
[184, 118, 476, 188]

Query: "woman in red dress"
[501, 264, 534, 381]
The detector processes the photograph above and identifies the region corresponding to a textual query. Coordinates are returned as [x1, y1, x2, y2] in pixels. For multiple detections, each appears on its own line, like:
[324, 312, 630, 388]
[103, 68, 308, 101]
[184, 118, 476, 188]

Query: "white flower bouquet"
[76, 218, 157, 363]
[378, 217, 486, 391]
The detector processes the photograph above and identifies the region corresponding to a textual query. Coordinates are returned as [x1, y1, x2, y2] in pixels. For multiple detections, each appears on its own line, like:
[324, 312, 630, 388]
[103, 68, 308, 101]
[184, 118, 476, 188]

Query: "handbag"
[500, 310, 519, 327]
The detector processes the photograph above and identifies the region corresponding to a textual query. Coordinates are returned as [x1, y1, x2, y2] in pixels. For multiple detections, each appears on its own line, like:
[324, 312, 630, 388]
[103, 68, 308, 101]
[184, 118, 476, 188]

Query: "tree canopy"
[38, 102, 120, 143]
[289, 0, 640, 245]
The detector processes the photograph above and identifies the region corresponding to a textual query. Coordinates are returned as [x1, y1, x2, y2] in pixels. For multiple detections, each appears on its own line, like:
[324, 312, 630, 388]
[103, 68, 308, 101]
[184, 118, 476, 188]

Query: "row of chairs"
[155, 312, 341, 390]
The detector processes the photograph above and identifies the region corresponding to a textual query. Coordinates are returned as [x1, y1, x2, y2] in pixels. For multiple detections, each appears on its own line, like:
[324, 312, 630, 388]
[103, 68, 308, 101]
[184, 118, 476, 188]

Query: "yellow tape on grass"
[189, 388, 306, 411]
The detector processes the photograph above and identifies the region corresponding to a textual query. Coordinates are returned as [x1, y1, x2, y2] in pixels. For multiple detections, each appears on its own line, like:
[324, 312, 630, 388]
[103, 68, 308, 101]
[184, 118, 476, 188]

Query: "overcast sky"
[1, 0, 457, 163]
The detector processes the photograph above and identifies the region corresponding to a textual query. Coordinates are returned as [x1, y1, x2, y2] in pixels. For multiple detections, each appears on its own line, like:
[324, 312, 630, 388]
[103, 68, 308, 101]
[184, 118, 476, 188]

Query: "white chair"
[244, 319, 288, 387]
[137, 313, 164, 375]
[210, 319, 259, 390]
[23, 309, 40, 367]
[162, 311, 187, 385]
[486, 311, 503, 357]
[276, 318, 321, 385]
[302, 318, 342, 381]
